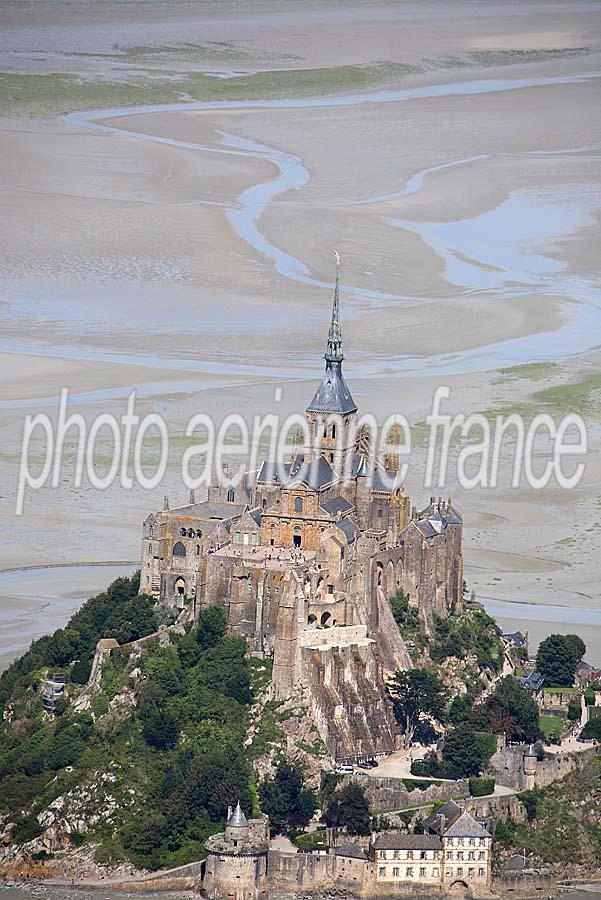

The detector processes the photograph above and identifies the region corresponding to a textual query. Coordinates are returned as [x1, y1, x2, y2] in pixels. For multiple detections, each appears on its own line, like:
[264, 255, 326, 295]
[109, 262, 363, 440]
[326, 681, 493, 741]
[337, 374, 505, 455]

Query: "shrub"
[567, 699, 581, 722]
[13, 814, 43, 844]
[469, 776, 495, 796]
[581, 717, 601, 741]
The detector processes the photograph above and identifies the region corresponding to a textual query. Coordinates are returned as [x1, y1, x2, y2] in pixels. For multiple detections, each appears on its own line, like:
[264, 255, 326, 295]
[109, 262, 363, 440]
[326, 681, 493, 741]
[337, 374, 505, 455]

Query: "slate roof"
[335, 842, 366, 859]
[336, 518, 361, 544]
[373, 834, 442, 850]
[425, 800, 463, 834]
[248, 508, 263, 527]
[515, 671, 544, 692]
[256, 460, 292, 486]
[306, 362, 358, 416]
[503, 631, 527, 649]
[170, 501, 246, 520]
[287, 454, 335, 490]
[320, 495, 354, 517]
[443, 811, 491, 839]
[226, 801, 248, 828]
[371, 469, 395, 493]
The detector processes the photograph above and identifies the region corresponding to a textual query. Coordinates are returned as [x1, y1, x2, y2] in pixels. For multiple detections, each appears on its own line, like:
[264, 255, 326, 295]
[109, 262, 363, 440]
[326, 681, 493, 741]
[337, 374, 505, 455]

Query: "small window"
[262, 498, 267, 509]
[419, 867, 426, 877]
[295, 497, 303, 513]
[468, 868, 475, 877]
[196, 545, 200, 556]
[327, 584, 334, 594]
[406, 867, 413, 877]
[378, 867, 385, 877]
[478, 868, 485, 877]
[227, 488, 235, 502]
[234, 531, 241, 542]
[196, 529, 202, 538]
[180, 527, 187, 536]
[392, 867, 399, 877]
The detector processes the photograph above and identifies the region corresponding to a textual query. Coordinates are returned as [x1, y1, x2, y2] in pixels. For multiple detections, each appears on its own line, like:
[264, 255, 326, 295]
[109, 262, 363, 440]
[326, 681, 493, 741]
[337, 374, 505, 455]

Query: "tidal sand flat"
[0, 0, 600, 661]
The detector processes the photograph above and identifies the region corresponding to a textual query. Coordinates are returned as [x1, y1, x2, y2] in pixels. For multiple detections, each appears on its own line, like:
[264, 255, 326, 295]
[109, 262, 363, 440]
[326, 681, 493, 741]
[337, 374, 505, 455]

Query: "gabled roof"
[373, 833, 442, 850]
[443, 811, 491, 839]
[503, 631, 526, 649]
[335, 841, 366, 859]
[320, 495, 354, 517]
[336, 518, 361, 545]
[170, 501, 246, 520]
[256, 460, 291, 486]
[287, 454, 334, 490]
[248, 508, 263, 527]
[425, 800, 463, 834]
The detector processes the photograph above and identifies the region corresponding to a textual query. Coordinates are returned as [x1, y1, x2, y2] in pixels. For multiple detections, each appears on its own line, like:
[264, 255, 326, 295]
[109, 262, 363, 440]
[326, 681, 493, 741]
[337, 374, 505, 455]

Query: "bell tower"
[305, 252, 358, 463]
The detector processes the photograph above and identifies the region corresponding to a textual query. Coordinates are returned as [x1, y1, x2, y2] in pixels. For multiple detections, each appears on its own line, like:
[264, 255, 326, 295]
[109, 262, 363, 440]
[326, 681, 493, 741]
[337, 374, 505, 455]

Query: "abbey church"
[140, 262, 463, 761]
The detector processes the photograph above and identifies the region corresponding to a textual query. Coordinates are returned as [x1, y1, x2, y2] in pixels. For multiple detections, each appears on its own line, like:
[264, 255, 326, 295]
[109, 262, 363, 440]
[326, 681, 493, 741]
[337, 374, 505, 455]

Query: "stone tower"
[523, 744, 538, 790]
[305, 253, 358, 464]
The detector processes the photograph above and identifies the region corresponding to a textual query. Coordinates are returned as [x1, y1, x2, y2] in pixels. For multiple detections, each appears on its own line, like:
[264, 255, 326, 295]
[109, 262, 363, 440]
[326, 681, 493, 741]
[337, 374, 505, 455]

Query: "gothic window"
[227, 489, 235, 502]
[173, 541, 186, 557]
[331, 423, 336, 439]
[294, 497, 303, 513]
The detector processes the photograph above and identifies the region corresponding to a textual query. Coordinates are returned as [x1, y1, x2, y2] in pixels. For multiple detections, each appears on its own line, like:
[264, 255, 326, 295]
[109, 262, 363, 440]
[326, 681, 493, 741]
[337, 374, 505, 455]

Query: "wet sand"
[0, 0, 600, 665]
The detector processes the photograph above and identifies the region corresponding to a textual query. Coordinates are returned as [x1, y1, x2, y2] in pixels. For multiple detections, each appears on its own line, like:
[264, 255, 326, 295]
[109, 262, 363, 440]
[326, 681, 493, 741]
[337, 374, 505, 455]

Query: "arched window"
[180, 527, 187, 536]
[196, 545, 200, 556]
[148, 543, 152, 553]
[187, 528, 195, 538]
[262, 498, 267, 509]
[377, 508, 383, 520]
[227, 488, 235, 502]
[294, 496, 303, 513]
[331, 423, 336, 439]
[173, 541, 186, 557]
[196, 529, 202, 538]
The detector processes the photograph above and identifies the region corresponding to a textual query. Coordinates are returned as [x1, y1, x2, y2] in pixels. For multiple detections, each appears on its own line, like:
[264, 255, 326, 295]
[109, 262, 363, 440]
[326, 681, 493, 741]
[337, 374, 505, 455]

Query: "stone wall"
[487, 743, 599, 790]
[340, 774, 469, 812]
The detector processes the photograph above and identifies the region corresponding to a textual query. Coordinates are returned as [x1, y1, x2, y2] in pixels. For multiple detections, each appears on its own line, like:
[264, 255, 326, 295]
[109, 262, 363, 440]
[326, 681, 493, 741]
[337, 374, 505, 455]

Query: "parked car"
[335, 764, 354, 775]
[357, 760, 372, 770]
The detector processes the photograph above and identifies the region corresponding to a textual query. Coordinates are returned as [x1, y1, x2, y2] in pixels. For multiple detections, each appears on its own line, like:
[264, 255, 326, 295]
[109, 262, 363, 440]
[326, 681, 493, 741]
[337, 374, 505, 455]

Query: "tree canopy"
[536, 634, 586, 687]
[482, 677, 541, 743]
[258, 760, 317, 832]
[387, 668, 448, 748]
[325, 782, 371, 835]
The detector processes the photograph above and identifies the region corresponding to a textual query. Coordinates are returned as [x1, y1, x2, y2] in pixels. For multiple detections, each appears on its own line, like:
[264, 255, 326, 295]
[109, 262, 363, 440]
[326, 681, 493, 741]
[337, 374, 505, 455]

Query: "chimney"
[163, 495, 170, 510]
[189, 489, 195, 504]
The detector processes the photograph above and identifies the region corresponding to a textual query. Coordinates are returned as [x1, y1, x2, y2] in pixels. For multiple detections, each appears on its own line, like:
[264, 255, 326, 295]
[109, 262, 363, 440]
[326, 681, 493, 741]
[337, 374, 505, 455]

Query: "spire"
[306, 250, 357, 417]
[326, 250, 343, 363]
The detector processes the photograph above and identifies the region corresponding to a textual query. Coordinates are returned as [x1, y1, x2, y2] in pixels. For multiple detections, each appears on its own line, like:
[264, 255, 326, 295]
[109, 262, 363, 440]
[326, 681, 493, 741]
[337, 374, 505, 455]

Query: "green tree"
[567, 699, 581, 722]
[259, 760, 317, 832]
[581, 717, 601, 741]
[536, 634, 586, 687]
[483, 677, 541, 742]
[326, 782, 371, 835]
[441, 726, 495, 778]
[387, 668, 448, 748]
[196, 607, 227, 651]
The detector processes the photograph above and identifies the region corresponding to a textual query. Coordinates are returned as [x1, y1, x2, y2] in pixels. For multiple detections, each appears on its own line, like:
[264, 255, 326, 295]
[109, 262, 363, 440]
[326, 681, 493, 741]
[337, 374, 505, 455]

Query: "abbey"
[140, 262, 463, 761]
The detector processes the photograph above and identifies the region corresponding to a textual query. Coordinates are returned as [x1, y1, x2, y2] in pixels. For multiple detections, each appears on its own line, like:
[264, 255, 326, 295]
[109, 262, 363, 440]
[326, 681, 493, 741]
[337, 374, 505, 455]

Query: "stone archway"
[449, 881, 470, 896]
